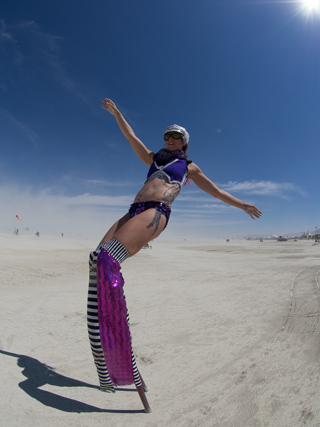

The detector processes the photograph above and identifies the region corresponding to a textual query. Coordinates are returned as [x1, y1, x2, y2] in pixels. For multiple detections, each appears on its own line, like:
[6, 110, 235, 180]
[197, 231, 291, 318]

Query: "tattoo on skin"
[162, 185, 180, 205]
[146, 210, 162, 235]
[135, 192, 144, 202]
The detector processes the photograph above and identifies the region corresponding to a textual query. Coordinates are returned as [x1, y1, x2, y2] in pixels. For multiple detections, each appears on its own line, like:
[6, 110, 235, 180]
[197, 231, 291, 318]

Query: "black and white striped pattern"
[87, 241, 142, 389]
[100, 238, 129, 264]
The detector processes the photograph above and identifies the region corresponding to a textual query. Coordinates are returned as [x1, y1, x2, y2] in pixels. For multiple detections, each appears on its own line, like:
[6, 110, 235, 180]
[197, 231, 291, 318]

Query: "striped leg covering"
[87, 239, 142, 389]
[88, 248, 114, 391]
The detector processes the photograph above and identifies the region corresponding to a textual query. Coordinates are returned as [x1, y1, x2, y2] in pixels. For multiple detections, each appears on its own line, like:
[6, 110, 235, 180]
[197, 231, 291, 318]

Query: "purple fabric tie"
[96, 249, 134, 386]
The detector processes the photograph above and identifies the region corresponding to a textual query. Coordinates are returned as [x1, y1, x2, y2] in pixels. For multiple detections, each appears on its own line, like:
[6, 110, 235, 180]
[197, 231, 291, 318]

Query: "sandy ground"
[1, 233, 320, 427]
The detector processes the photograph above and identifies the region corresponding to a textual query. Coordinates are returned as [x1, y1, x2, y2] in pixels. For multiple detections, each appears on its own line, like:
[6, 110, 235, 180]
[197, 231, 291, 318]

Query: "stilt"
[90, 245, 152, 413]
[136, 383, 152, 413]
[136, 372, 151, 412]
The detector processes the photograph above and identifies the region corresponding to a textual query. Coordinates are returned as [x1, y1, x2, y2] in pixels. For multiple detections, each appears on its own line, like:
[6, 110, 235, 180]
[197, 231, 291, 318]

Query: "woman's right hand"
[102, 98, 119, 115]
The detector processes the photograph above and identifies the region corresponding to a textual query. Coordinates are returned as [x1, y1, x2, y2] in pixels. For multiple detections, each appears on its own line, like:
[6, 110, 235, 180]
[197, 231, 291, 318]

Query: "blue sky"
[1, 0, 320, 240]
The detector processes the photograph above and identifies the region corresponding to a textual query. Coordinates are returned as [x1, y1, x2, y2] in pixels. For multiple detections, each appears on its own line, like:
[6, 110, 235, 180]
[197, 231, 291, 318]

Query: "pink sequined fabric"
[96, 249, 134, 386]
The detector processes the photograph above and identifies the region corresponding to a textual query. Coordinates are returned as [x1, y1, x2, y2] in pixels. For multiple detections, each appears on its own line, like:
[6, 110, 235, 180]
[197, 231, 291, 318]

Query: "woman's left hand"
[244, 204, 262, 220]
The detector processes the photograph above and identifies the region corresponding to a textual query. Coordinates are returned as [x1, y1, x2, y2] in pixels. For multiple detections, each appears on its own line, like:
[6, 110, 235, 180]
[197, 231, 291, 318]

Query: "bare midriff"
[133, 177, 181, 207]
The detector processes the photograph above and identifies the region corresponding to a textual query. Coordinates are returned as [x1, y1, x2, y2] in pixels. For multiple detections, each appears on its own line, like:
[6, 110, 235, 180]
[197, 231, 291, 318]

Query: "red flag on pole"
[16, 215, 21, 221]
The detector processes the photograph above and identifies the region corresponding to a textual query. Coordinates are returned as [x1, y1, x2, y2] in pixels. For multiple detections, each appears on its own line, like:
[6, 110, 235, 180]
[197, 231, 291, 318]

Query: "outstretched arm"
[188, 163, 262, 219]
[102, 98, 154, 166]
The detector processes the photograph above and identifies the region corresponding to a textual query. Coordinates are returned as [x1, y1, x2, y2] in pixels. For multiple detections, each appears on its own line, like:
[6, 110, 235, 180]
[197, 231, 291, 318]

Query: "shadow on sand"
[0, 349, 144, 413]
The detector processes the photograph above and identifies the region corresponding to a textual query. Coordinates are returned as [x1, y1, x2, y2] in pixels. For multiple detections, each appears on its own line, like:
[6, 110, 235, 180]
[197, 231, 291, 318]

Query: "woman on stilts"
[87, 99, 262, 412]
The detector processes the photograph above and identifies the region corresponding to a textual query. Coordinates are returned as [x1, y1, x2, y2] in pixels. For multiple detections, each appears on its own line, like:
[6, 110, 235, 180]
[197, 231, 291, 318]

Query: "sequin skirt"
[96, 249, 135, 385]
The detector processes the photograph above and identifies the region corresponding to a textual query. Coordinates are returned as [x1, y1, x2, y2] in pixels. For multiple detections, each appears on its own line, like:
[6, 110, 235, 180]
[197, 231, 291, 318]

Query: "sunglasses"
[164, 132, 183, 141]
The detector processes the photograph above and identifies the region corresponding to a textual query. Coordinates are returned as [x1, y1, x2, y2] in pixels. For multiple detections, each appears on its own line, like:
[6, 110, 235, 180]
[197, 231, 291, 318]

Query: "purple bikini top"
[146, 149, 189, 188]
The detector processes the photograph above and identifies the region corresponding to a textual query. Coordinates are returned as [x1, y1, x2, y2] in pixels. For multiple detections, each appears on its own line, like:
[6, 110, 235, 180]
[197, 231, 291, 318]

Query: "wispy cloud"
[53, 176, 142, 196]
[0, 19, 16, 44]
[76, 178, 142, 188]
[0, 19, 87, 101]
[0, 107, 38, 147]
[220, 180, 308, 200]
[49, 192, 133, 208]
[179, 180, 307, 201]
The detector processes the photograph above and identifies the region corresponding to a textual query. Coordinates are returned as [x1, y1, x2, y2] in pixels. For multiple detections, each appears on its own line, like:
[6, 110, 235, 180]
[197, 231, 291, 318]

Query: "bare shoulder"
[187, 162, 202, 179]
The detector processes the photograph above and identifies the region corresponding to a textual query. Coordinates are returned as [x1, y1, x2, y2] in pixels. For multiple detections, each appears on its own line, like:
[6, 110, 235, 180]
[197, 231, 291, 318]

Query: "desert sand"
[1, 233, 320, 426]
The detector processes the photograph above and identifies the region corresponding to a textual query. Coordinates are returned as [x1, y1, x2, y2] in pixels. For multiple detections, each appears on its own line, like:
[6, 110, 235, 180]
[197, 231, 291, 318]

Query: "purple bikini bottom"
[129, 201, 171, 228]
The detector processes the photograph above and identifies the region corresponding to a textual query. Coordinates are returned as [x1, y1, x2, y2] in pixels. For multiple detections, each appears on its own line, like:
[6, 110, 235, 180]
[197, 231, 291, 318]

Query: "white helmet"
[164, 124, 190, 147]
